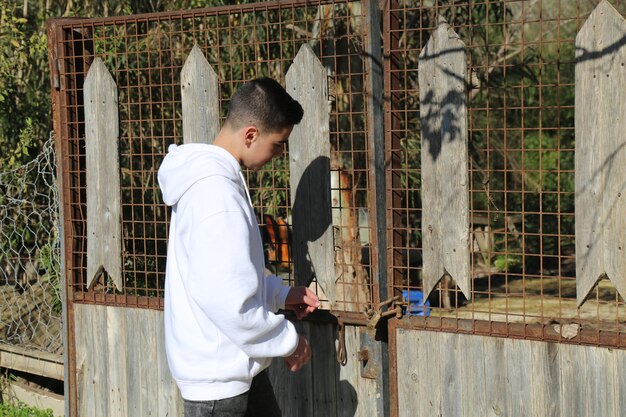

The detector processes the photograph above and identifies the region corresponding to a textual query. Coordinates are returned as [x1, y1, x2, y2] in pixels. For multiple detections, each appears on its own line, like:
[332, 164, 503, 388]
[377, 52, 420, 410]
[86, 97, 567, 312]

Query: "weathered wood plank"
[440, 332, 462, 417]
[530, 341, 560, 417]
[6, 380, 64, 417]
[588, 345, 616, 417]
[616, 346, 626, 417]
[140, 308, 159, 416]
[421, 331, 443, 417]
[560, 343, 588, 417]
[123, 308, 142, 416]
[482, 336, 506, 417]
[74, 304, 91, 417]
[337, 325, 359, 417]
[106, 306, 128, 417]
[0, 343, 63, 381]
[340, 325, 377, 417]
[294, 321, 314, 417]
[309, 321, 338, 417]
[84, 58, 122, 290]
[75, 305, 109, 417]
[156, 309, 183, 417]
[286, 44, 334, 302]
[396, 329, 441, 417]
[181, 44, 220, 144]
[504, 338, 531, 417]
[460, 335, 486, 417]
[269, 321, 314, 417]
[267, 350, 292, 413]
[93, 305, 109, 417]
[418, 21, 470, 301]
[575, 0, 626, 306]
[125, 308, 151, 416]
[395, 328, 419, 417]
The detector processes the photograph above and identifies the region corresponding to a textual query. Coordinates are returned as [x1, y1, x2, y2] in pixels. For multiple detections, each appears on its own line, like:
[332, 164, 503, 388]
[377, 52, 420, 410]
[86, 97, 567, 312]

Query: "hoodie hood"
[158, 143, 242, 206]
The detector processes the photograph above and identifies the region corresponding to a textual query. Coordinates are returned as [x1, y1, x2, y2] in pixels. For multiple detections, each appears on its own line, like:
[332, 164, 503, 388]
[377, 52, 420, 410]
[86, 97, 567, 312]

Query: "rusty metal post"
[46, 18, 71, 417]
[46, 18, 94, 417]
[384, 1, 404, 416]
[364, 0, 389, 416]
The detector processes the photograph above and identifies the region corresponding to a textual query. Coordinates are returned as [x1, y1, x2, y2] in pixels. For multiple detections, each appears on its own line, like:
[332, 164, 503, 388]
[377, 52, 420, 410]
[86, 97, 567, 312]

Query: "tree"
[0, 0, 48, 169]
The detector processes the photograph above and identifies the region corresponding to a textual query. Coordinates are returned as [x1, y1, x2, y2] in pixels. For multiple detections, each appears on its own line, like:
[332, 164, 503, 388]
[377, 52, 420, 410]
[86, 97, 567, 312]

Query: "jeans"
[183, 370, 282, 417]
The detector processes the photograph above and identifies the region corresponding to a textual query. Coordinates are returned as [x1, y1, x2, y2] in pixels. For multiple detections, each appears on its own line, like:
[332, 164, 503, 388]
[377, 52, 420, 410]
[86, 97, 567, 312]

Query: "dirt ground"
[432, 273, 626, 334]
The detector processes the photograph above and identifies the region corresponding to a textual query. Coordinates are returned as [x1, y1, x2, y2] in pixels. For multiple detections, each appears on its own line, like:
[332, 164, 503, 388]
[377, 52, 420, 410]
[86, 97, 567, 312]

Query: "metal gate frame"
[47, 2, 388, 415]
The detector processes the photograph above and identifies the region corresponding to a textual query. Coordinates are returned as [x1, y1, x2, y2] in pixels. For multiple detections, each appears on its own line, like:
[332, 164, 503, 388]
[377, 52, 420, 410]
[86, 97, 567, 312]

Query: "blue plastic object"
[401, 290, 431, 317]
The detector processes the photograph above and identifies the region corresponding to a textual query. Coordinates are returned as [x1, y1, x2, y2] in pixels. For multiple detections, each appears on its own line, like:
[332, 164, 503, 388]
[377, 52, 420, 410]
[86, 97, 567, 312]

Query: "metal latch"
[357, 295, 403, 379]
[364, 295, 402, 330]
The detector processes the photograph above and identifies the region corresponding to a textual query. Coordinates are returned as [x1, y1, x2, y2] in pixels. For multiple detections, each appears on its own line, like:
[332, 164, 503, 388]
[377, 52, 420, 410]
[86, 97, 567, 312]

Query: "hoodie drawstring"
[239, 171, 254, 207]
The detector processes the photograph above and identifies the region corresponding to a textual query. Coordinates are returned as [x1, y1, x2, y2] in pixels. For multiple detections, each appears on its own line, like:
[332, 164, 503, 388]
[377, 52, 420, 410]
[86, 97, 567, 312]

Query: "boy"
[158, 77, 320, 417]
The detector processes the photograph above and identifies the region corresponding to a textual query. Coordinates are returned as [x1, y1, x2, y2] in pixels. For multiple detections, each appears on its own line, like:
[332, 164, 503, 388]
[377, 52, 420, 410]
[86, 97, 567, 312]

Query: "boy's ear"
[243, 126, 259, 146]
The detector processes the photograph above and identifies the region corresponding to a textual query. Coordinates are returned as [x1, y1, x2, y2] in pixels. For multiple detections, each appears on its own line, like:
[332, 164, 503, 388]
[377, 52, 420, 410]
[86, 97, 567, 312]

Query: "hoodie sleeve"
[186, 208, 298, 359]
[264, 274, 291, 313]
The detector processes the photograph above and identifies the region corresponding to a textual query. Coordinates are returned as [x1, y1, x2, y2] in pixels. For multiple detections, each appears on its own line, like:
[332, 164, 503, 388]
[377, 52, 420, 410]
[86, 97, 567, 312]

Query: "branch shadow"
[418, 43, 466, 162]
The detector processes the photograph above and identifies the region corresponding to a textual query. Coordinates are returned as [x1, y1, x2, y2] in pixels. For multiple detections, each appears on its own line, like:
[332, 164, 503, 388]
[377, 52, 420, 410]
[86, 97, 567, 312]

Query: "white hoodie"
[158, 143, 298, 401]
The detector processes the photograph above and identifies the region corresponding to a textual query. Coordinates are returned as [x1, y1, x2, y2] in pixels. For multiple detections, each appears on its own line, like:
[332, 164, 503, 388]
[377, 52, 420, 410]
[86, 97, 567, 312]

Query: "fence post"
[575, 0, 626, 306]
[418, 20, 471, 302]
[286, 44, 335, 302]
[181, 44, 220, 144]
[364, 0, 389, 415]
[84, 57, 122, 291]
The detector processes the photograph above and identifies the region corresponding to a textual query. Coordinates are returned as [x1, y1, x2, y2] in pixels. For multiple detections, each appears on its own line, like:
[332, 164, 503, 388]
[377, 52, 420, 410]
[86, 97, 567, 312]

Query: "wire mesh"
[49, 0, 626, 347]
[386, 0, 626, 347]
[0, 135, 62, 354]
[50, 1, 374, 313]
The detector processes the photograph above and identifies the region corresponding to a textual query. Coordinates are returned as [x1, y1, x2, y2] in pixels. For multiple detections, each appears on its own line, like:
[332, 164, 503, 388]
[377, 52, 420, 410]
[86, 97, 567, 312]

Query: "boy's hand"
[285, 286, 320, 319]
[284, 335, 311, 372]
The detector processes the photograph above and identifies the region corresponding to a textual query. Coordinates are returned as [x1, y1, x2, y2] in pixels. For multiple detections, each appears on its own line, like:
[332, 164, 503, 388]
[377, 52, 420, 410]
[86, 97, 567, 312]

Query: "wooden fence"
[49, 1, 626, 416]
[73, 38, 377, 416]
[413, 0, 626, 315]
[392, 1, 626, 416]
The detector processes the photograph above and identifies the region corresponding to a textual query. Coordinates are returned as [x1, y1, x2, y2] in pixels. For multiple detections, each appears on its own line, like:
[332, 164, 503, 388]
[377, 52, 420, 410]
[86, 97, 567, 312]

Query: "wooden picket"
[285, 44, 336, 302]
[575, 0, 626, 306]
[181, 44, 220, 144]
[418, 21, 471, 302]
[84, 57, 122, 291]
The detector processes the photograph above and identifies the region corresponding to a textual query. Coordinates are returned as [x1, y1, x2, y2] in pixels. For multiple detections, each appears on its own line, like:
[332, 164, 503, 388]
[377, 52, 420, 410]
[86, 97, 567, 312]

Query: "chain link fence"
[0, 134, 62, 354]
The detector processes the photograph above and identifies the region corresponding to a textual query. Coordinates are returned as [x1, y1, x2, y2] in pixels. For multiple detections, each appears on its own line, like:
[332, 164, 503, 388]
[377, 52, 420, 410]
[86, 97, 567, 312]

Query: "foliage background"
[0, 0, 257, 170]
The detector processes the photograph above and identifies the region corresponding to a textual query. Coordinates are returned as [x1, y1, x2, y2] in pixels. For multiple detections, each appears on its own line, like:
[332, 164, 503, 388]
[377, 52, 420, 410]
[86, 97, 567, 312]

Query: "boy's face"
[243, 125, 293, 171]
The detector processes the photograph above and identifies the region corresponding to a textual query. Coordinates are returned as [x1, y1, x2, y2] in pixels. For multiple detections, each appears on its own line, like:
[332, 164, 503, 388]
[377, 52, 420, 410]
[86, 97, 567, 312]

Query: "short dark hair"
[225, 77, 304, 133]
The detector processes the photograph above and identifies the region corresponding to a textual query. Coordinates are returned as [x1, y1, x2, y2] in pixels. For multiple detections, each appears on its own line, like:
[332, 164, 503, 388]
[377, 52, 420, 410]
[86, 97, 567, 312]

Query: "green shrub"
[0, 402, 54, 417]
[494, 255, 522, 273]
